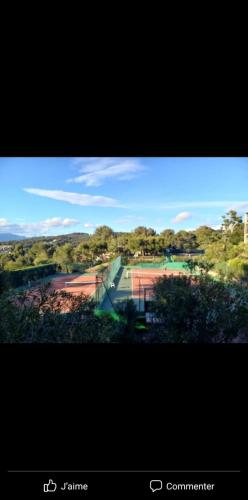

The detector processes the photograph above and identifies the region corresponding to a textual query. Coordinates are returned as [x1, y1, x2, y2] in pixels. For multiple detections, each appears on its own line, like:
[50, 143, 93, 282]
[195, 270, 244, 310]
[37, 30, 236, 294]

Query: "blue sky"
[0, 157, 248, 237]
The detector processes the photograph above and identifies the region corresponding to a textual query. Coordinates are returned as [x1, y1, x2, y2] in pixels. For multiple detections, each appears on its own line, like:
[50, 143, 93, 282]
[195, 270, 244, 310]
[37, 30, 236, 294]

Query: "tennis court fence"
[94, 256, 122, 306]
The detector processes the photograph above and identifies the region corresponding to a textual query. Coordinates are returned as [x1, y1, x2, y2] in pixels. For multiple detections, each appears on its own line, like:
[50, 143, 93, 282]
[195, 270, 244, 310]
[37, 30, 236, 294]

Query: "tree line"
[0, 210, 247, 282]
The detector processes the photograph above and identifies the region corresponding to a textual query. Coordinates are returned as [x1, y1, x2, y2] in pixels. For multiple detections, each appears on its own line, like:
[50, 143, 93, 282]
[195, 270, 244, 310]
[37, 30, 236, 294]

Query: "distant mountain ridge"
[0, 232, 90, 245]
[0, 233, 25, 242]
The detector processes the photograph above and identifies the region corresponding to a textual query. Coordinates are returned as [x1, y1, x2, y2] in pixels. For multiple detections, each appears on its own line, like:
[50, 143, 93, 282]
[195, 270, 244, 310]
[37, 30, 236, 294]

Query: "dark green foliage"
[0, 271, 10, 294]
[150, 275, 248, 343]
[193, 226, 221, 245]
[94, 225, 114, 240]
[116, 299, 144, 343]
[186, 259, 214, 275]
[133, 226, 157, 237]
[1, 274, 248, 343]
[0, 286, 124, 343]
[227, 258, 248, 281]
[174, 230, 199, 251]
[63, 263, 89, 273]
[0, 264, 57, 292]
[120, 255, 128, 265]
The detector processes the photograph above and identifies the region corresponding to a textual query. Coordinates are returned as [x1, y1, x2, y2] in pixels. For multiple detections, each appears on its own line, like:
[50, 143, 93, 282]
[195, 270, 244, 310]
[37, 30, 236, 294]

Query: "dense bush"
[0, 286, 124, 343]
[0, 272, 10, 294]
[227, 258, 248, 281]
[1, 274, 248, 343]
[150, 275, 248, 343]
[0, 264, 58, 292]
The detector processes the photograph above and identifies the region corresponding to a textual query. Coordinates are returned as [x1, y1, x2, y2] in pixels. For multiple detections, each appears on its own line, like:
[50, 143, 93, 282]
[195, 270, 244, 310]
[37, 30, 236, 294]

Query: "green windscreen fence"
[127, 260, 189, 271]
[164, 261, 189, 271]
[94, 256, 122, 306]
[129, 261, 166, 269]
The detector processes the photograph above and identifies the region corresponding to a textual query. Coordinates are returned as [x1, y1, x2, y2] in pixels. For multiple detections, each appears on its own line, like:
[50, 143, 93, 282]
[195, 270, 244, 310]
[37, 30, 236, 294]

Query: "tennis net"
[64, 280, 100, 287]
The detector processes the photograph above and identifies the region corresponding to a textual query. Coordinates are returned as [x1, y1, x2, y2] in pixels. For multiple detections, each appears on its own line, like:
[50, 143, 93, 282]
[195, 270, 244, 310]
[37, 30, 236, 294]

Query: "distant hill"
[0, 233, 25, 242]
[0, 232, 90, 245]
[18, 232, 90, 247]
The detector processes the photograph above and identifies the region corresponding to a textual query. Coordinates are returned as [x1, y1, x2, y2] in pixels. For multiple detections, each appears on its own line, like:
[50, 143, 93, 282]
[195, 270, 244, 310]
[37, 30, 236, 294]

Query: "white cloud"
[24, 188, 120, 207]
[172, 211, 192, 224]
[83, 222, 98, 228]
[22, 190, 248, 213]
[0, 217, 80, 236]
[0, 218, 9, 226]
[37, 217, 79, 229]
[67, 157, 145, 186]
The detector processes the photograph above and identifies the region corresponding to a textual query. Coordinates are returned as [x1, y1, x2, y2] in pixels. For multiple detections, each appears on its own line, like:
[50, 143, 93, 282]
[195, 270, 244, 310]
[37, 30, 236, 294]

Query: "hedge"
[0, 263, 58, 293]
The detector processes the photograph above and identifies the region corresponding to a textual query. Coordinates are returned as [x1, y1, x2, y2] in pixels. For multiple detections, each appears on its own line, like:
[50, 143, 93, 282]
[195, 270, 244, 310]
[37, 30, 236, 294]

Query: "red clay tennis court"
[14, 273, 101, 313]
[128, 268, 188, 301]
[46, 273, 100, 297]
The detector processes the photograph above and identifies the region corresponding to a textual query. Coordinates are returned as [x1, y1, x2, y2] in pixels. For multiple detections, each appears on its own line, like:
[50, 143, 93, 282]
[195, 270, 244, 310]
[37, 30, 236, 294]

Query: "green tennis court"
[128, 260, 190, 271]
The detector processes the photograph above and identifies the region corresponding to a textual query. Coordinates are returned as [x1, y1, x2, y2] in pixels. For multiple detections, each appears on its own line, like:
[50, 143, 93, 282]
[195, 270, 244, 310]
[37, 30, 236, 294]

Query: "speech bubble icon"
[150, 480, 163, 492]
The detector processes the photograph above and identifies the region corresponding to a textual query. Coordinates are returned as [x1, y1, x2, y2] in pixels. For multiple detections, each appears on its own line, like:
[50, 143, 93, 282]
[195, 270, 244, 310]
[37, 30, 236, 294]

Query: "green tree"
[146, 227, 157, 236]
[221, 210, 243, 249]
[0, 254, 13, 271]
[227, 257, 248, 281]
[204, 240, 231, 263]
[116, 299, 140, 343]
[185, 259, 198, 274]
[107, 237, 118, 253]
[13, 243, 25, 258]
[53, 243, 74, 269]
[88, 239, 107, 259]
[133, 226, 156, 237]
[94, 225, 114, 240]
[221, 210, 242, 233]
[28, 242, 50, 265]
[174, 230, 198, 251]
[159, 229, 175, 247]
[146, 237, 158, 255]
[128, 236, 140, 255]
[150, 275, 248, 343]
[0, 286, 125, 343]
[197, 260, 214, 275]
[3, 255, 31, 270]
[73, 242, 91, 262]
[194, 226, 220, 246]
[136, 237, 147, 256]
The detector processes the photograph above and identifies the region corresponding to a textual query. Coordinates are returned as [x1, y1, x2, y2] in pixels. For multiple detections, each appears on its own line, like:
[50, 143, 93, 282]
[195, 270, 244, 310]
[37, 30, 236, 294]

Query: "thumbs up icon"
[43, 479, 57, 493]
